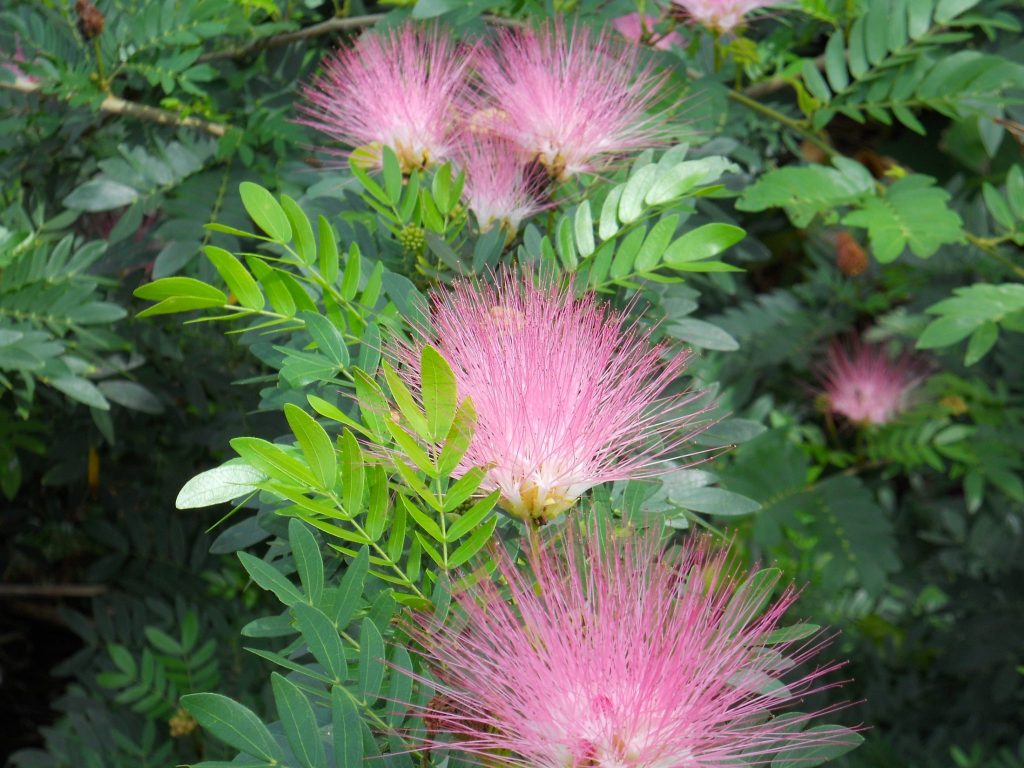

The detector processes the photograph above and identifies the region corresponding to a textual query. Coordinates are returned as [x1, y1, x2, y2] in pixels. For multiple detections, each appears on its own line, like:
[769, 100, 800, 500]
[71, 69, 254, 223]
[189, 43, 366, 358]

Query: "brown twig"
[197, 12, 525, 63]
[0, 583, 108, 598]
[1, 76, 229, 137]
[197, 13, 386, 62]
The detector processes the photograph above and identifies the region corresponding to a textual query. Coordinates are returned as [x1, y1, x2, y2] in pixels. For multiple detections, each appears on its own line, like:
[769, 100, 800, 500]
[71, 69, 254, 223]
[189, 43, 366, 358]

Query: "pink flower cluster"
[821, 339, 921, 426]
[671, 0, 784, 32]
[406, 528, 854, 768]
[299, 22, 667, 231]
[395, 270, 710, 523]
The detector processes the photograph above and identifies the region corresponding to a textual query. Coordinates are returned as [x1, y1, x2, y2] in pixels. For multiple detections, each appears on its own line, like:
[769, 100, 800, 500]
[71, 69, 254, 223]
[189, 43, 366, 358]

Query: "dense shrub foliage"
[1, 0, 1022, 766]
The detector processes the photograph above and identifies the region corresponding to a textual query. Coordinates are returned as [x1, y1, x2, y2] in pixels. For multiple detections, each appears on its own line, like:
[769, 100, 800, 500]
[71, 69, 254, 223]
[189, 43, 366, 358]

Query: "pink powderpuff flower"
[821, 340, 921, 426]
[473, 22, 667, 180]
[613, 12, 685, 50]
[457, 135, 544, 233]
[671, 0, 783, 32]
[404, 528, 856, 768]
[394, 271, 710, 523]
[297, 24, 470, 173]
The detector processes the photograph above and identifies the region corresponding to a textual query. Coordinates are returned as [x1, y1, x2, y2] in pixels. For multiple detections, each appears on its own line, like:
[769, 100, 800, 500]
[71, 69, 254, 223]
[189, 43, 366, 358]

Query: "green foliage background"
[1, 0, 1022, 766]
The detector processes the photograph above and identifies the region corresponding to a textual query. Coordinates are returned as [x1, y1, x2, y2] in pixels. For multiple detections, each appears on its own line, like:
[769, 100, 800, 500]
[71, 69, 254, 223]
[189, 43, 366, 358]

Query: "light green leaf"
[619, 165, 659, 224]
[284, 404, 337, 491]
[421, 345, 458, 441]
[239, 182, 292, 242]
[574, 202, 595, 258]
[843, 176, 964, 262]
[176, 463, 265, 508]
[204, 246, 264, 310]
[664, 223, 745, 265]
[281, 195, 316, 265]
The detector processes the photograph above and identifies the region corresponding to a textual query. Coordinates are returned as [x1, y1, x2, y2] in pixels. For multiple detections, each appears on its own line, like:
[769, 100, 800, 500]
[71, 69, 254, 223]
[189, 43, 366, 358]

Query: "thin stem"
[1, 77, 228, 137]
[726, 87, 837, 158]
[92, 37, 107, 88]
[965, 232, 1024, 279]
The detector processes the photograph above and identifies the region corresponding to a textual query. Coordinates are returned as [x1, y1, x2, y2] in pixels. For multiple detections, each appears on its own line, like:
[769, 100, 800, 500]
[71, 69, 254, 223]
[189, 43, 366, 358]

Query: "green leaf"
[412, 0, 460, 17]
[1005, 166, 1024, 219]
[63, 179, 140, 212]
[318, 216, 340, 284]
[93, 380, 155, 415]
[289, 519, 324, 606]
[271, 673, 327, 768]
[771, 725, 864, 767]
[664, 223, 745, 265]
[176, 463, 265, 508]
[354, 369, 389, 440]
[358, 618, 385, 705]
[448, 514, 498, 568]
[331, 687, 363, 767]
[556, 215, 577, 270]
[50, 377, 109, 410]
[135, 276, 227, 304]
[574, 202, 595, 258]
[438, 399, 477, 477]
[238, 552, 304, 606]
[666, 318, 739, 351]
[635, 214, 679, 272]
[726, 567, 781, 627]
[246, 259, 296, 317]
[239, 182, 292, 242]
[823, 34, 849, 92]
[203, 246, 264, 310]
[763, 623, 820, 645]
[916, 315, 979, 349]
[336, 547, 369, 627]
[181, 693, 285, 762]
[421, 345, 458, 441]
[738, 161, 873, 228]
[982, 183, 1014, 229]
[382, 361, 430, 439]
[281, 195, 316, 265]
[341, 244, 362, 301]
[293, 603, 347, 683]
[964, 321, 998, 365]
[301, 312, 349, 368]
[443, 466, 486, 512]
[670, 487, 762, 516]
[802, 60, 832, 103]
[599, 185, 624, 240]
[907, 0, 932, 37]
[381, 146, 403, 205]
[284, 404, 337, 491]
[401, 494, 444, 543]
[843, 176, 964, 262]
[339, 430, 366, 514]
[231, 436, 315, 483]
[934, 0, 980, 23]
[608, 226, 647, 281]
[619, 165, 659, 224]
[446, 490, 498, 540]
[645, 160, 712, 206]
